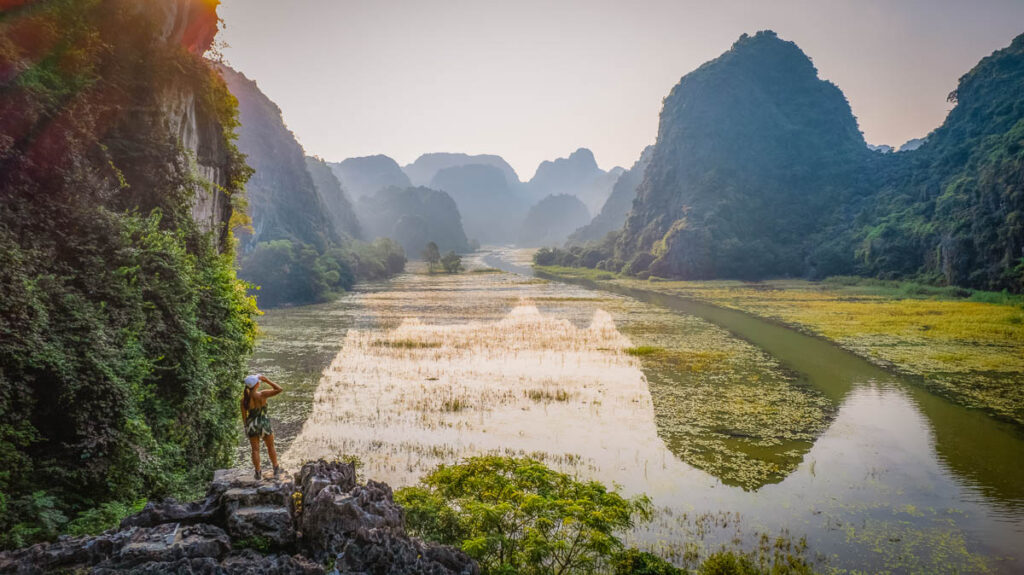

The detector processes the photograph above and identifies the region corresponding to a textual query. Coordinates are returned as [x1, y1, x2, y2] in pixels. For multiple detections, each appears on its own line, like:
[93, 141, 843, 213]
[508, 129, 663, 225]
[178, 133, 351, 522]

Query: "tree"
[395, 456, 652, 575]
[422, 241, 441, 272]
[441, 251, 464, 274]
[611, 549, 686, 575]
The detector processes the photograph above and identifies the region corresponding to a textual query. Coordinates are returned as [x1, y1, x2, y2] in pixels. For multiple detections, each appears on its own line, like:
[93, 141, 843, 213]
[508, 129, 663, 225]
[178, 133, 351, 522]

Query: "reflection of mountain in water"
[542, 273, 1024, 505]
[623, 308, 835, 490]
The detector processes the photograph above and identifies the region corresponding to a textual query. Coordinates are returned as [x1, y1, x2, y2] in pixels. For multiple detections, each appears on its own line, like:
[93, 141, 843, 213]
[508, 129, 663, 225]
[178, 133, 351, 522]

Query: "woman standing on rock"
[242, 374, 283, 479]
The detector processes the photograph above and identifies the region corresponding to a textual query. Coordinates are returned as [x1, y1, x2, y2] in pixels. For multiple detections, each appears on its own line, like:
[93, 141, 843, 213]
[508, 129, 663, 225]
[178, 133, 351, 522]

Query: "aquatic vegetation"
[829, 515, 992, 574]
[618, 312, 835, 490]
[371, 339, 443, 349]
[249, 252, 1019, 573]
[525, 388, 571, 402]
[538, 267, 1024, 426]
[626, 346, 664, 356]
[628, 508, 822, 574]
[278, 265, 832, 492]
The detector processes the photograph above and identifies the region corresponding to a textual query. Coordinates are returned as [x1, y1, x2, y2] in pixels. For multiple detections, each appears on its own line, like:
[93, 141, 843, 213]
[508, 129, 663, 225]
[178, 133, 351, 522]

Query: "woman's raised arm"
[259, 375, 283, 398]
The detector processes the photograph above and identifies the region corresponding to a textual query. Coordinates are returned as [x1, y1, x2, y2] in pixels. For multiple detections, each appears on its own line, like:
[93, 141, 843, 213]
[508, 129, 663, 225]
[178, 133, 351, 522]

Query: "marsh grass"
[626, 346, 663, 356]
[441, 397, 468, 412]
[525, 388, 571, 402]
[372, 339, 443, 349]
[538, 267, 1024, 426]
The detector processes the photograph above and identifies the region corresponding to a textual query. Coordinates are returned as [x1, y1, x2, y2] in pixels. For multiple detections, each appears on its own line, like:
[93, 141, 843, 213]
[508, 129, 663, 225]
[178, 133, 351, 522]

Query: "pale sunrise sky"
[217, 0, 1024, 179]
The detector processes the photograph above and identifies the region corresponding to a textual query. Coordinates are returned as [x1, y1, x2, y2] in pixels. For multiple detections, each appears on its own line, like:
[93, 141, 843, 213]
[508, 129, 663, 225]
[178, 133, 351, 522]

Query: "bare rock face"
[0, 461, 477, 575]
[296, 460, 357, 503]
[302, 479, 474, 575]
[151, 0, 220, 55]
[150, 0, 235, 246]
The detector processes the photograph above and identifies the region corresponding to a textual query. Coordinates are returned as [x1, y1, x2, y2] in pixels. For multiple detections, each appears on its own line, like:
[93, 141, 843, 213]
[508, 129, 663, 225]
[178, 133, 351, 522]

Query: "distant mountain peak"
[404, 152, 521, 187]
[534, 148, 599, 179]
[568, 147, 597, 165]
[330, 155, 411, 199]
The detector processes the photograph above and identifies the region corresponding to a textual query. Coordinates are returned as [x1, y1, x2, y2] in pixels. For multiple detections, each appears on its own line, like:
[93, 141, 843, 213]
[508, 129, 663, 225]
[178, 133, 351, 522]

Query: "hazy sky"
[218, 0, 1024, 179]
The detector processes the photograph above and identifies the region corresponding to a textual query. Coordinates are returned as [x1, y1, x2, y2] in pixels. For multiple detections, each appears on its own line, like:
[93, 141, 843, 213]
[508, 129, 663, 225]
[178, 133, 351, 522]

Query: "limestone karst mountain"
[527, 148, 623, 214]
[405, 152, 521, 188]
[218, 68, 404, 309]
[0, 0, 258, 547]
[898, 137, 927, 152]
[567, 146, 654, 246]
[614, 30, 876, 280]
[357, 186, 471, 256]
[219, 65, 338, 252]
[330, 155, 412, 199]
[306, 155, 363, 240]
[849, 32, 1024, 290]
[519, 194, 592, 248]
[428, 164, 528, 244]
[549, 30, 1024, 294]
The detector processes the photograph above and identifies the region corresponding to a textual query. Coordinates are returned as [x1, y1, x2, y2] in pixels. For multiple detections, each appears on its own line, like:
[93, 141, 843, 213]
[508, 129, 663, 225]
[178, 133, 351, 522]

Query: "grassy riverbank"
[536, 266, 1024, 427]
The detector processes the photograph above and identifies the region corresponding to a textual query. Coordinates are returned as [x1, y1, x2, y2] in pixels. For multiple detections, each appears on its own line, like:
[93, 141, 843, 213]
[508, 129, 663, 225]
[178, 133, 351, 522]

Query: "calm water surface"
[248, 247, 1024, 574]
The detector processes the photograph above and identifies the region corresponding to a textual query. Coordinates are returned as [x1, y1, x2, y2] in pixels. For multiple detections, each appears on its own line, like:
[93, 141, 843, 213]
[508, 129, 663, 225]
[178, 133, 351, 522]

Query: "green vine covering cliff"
[0, 0, 258, 547]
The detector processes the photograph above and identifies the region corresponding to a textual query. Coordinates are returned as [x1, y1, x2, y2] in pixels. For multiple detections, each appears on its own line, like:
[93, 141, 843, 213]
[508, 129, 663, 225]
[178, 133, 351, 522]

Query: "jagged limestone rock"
[0, 461, 477, 575]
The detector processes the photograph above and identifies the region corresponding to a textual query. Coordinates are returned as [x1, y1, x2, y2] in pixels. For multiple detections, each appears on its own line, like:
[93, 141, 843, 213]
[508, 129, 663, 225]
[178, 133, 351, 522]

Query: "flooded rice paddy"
[248, 247, 1024, 573]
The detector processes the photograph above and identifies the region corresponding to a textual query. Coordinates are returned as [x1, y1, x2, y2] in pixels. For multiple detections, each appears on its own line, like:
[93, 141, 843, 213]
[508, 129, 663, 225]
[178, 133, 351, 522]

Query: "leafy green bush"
[0, 491, 67, 550]
[240, 240, 331, 307]
[239, 237, 406, 308]
[64, 500, 146, 537]
[612, 549, 687, 575]
[698, 552, 760, 575]
[396, 456, 652, 575]
[533, 248, 558, 266]
[441, 251, 464, 273]
[697, 550, 814, 575]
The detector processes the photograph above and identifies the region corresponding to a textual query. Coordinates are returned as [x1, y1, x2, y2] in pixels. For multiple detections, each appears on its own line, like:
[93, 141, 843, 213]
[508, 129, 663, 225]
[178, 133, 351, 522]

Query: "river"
[246, 247, 1024, 574]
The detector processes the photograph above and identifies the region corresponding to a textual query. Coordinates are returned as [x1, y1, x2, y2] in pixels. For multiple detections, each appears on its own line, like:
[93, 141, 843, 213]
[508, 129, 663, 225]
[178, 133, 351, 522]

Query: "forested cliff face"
[518, 194, 591, 248]
[616, 31, 876, 280]
[220, 66, 403, 308]
[567, 146, 653, 247]
[306, 155, 363, 240]
[0, 0, 258, 547]
[218, 65, 337, 252]
[357, 186, 470, 256]
[851, 33, 1024, 291]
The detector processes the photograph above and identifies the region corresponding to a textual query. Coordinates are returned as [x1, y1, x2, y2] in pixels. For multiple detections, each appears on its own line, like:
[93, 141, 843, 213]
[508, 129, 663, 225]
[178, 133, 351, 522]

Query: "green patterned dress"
[245, 404, 273, 438]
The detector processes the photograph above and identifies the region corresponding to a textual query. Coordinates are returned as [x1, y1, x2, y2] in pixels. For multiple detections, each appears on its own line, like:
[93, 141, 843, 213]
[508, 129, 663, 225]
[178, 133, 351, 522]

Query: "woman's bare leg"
[249, 436, 261, 473]
[264, 434, 279, 470]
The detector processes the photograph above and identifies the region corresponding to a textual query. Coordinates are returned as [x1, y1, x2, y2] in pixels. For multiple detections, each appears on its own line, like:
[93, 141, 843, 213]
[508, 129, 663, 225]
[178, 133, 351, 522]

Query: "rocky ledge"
[0, 461, 478, 575]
